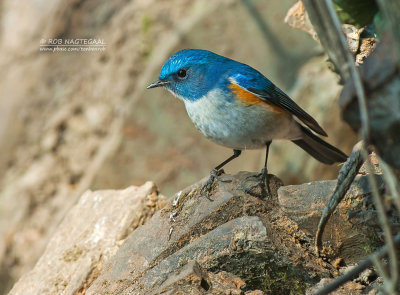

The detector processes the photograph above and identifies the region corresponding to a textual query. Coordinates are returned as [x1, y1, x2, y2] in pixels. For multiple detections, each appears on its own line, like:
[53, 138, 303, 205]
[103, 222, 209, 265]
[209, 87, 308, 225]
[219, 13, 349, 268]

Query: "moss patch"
[208, 250, 314, 295]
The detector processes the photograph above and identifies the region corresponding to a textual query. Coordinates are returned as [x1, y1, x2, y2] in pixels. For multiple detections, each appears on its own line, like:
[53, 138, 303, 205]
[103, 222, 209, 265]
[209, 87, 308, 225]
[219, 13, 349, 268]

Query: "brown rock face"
[278, 175, 385, 263]
[8, 182, 165, 295]
[8, 171, 386, 294]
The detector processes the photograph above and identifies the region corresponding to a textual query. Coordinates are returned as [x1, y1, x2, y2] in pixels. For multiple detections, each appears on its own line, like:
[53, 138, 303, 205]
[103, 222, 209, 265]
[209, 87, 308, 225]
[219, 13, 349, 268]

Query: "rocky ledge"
[8, 172, 385, 295]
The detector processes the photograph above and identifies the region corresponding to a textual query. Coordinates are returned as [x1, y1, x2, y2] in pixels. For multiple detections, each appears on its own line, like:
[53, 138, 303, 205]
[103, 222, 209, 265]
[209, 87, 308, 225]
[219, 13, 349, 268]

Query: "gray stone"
[86, 173, 326, 295]
[339, 33, 400, 170]
[8, 171, 386, 295]
[278, 175, 384, 263]
[139, 216, 265, 294]
[8, 182, 165, 295]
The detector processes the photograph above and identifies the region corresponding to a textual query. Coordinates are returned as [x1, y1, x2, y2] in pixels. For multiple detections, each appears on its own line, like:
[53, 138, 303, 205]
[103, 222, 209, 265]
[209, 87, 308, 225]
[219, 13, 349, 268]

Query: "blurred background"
[0, 0, 357, 293]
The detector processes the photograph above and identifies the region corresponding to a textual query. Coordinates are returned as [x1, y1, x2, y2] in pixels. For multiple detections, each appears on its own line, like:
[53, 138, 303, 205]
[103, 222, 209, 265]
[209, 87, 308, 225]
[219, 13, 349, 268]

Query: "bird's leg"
[261, 141, 272, 196]
[245, 141, 272, 196]
[201, 149, 242, 198]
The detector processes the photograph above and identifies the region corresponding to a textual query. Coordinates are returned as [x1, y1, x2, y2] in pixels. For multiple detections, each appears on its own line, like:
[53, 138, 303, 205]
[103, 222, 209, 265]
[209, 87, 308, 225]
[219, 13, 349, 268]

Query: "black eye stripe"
[177, 69, 187, 78]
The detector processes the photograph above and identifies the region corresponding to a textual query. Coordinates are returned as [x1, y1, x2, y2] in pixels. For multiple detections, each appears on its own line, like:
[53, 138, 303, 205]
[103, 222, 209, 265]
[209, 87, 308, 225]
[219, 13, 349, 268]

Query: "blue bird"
[147, 49, 347, 196]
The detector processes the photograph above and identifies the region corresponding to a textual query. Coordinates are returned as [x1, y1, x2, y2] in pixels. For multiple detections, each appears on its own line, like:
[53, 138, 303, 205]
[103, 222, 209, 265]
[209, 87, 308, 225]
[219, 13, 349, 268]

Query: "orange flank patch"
[229, 82, 285, 113]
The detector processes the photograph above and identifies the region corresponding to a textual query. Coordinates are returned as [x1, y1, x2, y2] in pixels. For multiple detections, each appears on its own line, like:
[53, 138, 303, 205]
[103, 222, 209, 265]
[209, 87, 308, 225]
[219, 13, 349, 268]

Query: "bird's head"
[147, 49, 229, 101]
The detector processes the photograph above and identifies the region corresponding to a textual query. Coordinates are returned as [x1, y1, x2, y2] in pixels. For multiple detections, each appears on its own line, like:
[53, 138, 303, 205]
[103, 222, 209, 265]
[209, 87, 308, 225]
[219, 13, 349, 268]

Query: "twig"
[361, 149, 399, 292]
[323, 0, 370, 140]
[307, 0, 370, 255]
[301, 0, 351, 81]
[314, 233, 400, 295]
[324, 0, 398, 289]
[301, 0, 369, 138]
[303, 0, 399, 292]
[315, 141, 363, 254]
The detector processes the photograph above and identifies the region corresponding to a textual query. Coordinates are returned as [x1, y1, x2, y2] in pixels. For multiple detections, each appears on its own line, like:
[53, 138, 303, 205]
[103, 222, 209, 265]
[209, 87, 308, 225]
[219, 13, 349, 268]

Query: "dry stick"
[303, 0, 370, 255]
[302, 0, 368, 134]
[315, 142, 363, 254]
[302, 0, 399, 292]
[314, 233, 400, 295]
[361, 149, 399, 293]
[301, 0, 351, 81]
[324, 0, 399, 291]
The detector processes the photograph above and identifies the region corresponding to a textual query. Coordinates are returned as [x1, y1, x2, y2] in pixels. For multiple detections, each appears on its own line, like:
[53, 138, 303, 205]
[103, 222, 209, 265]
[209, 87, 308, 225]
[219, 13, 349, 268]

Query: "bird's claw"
[200, 169, 231, 199]
[210, 168, 231, 183]
[244, 168, 271, 197]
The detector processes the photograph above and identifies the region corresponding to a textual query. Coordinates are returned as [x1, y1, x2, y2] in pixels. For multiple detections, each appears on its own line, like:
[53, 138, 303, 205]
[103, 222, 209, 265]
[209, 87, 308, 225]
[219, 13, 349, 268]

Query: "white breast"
[183, 89, 299, 149]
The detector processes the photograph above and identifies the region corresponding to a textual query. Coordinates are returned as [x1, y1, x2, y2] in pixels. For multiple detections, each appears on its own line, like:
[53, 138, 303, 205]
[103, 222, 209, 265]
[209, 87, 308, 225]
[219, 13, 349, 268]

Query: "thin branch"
[323, 0, 370, 140]
[371, 255, 389, 284]
[310, 0, 370, 253]
[302, 0, 370, 137]
[361, 149, 399, 290]
[324, 0, 398, 289]
[303, 0, 399, 292]
[314, 233, 400, 295]
[301, 0, 351, 80]
[315, 141, 364, 254]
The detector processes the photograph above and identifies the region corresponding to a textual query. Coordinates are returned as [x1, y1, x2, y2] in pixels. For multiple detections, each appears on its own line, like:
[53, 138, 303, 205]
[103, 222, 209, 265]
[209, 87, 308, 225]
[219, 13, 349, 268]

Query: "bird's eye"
[177, 69, 187, 79]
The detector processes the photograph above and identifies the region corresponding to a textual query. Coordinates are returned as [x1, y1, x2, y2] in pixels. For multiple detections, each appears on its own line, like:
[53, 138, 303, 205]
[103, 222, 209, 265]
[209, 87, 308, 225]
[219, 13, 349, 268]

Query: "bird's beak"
[146, 79, 170, 89]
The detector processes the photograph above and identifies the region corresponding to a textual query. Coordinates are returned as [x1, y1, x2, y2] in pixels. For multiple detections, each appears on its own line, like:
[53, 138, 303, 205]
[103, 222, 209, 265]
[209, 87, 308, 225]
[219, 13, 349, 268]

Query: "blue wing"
[230, 68, 328, 137]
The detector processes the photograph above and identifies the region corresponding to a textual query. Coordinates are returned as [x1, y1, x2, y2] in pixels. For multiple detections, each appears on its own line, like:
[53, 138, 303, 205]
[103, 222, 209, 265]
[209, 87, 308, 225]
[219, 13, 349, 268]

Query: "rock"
[245, 290, 264, 295]
[306, 278, 367, 295]
[7, 172, 387, 294]
[150, 260, 246, 295]
[358, 153, 382, 175]
[285, 1, 318, 41]
[86, 172, 329, 295]
[208, 271, 246, 295]
[127, 216, 264, 294]
[278, 175, 384, 263]
[339, 33, 400, 170]
[8, 182, 166, 295]
[151, 261, 213, 295]
[245, 291, 265, 295]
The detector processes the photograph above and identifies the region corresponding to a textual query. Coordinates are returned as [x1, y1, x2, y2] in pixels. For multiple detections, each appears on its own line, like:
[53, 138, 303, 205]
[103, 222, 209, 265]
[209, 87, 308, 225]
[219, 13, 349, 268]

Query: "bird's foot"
[200, 169, 231, 200]
[244, 168, 271, 198]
